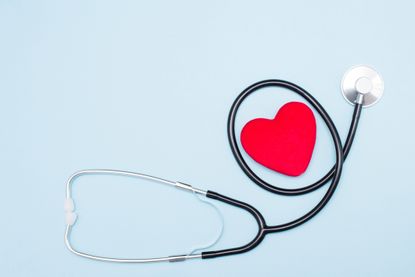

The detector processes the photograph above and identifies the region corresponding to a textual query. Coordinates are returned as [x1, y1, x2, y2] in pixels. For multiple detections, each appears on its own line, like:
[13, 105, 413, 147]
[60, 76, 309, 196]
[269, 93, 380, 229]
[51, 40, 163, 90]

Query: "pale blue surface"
[1, 0, 414, 276]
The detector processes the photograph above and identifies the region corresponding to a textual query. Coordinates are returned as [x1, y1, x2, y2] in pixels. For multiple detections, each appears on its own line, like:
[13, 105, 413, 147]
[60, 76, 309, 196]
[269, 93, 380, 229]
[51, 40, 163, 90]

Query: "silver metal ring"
[341, 65, 384, 107]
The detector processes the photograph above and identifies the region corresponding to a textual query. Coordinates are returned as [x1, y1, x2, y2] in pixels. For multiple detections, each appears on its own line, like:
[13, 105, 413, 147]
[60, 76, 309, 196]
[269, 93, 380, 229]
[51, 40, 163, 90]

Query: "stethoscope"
[64, 65, 384, 263]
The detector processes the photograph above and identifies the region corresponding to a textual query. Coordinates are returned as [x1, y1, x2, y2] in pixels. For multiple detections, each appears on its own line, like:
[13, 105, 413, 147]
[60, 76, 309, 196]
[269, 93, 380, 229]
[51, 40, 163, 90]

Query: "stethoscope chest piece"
[341, 65, 384, 107]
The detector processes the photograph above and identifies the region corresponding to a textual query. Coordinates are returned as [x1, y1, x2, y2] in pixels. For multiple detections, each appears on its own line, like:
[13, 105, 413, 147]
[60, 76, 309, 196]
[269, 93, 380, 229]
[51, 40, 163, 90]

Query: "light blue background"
[1, 0, 414, 276]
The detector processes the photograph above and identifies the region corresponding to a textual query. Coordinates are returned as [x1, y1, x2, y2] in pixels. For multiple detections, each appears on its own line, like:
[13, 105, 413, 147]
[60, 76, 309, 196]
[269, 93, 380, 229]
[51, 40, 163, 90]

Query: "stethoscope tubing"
[64, 80, 363, 262]
[201, 80, 363, 259]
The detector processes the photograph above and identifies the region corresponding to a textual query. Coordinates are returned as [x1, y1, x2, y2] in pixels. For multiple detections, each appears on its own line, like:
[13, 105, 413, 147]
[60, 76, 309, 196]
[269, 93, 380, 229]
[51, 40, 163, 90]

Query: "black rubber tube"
[202, 80, 362, 259]
[202, 191, 267, 259]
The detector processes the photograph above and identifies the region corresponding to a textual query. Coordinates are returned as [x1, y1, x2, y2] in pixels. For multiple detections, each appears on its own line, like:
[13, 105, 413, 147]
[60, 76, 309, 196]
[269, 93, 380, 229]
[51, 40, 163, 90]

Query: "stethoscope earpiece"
[341, 65, 384, 107]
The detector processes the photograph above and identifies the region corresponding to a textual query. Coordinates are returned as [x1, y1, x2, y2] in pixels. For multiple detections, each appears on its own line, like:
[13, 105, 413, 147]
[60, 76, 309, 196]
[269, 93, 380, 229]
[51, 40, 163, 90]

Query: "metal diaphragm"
[341, 65, 384, 107]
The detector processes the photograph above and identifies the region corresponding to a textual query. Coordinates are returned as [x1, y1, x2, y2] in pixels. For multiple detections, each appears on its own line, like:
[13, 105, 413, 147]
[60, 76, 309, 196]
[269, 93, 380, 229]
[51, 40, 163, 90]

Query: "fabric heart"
[240, 102, 316, 176]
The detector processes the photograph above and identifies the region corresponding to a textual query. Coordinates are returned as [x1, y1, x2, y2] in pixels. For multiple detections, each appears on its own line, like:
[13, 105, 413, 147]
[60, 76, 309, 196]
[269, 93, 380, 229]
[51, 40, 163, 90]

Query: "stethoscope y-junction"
[64, 65, 384, 263]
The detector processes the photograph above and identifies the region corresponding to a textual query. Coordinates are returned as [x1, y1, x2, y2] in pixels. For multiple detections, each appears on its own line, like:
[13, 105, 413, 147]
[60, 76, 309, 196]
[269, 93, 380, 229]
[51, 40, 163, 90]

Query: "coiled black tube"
[202, 80, 362, 259]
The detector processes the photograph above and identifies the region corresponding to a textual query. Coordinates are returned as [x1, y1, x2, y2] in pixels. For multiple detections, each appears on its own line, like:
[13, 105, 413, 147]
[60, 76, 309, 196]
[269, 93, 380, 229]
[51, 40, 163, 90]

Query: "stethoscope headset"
[64, 65, 384, 263]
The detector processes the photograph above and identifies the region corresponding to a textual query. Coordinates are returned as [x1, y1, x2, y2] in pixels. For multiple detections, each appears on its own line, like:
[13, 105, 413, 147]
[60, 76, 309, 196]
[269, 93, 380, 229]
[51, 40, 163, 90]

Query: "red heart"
[240, 102, 316, 176]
